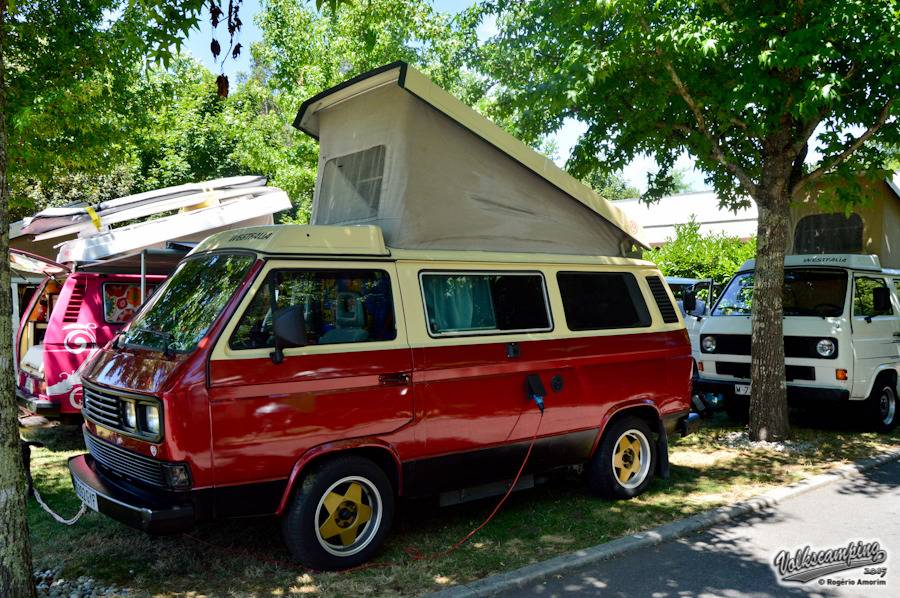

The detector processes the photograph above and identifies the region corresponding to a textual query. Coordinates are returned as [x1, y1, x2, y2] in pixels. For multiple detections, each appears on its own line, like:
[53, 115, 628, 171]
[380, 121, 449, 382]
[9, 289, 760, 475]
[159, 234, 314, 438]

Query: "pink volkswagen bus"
[14, 249, 167, 418]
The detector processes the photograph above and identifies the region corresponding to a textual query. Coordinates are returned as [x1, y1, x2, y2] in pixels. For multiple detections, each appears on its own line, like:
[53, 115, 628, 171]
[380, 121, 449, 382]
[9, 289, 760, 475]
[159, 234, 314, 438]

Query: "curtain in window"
[422, 275, 495, 333]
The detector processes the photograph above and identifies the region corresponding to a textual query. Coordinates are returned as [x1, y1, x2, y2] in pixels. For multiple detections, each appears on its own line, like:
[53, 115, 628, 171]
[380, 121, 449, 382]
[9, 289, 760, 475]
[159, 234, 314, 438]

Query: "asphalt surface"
[497, 458, 900, 597]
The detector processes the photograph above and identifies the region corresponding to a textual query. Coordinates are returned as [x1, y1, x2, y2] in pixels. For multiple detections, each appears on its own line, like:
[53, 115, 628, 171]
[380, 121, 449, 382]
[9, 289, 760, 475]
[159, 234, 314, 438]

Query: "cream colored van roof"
[294, 62, 646, 252]
[191, 224, 654, 267]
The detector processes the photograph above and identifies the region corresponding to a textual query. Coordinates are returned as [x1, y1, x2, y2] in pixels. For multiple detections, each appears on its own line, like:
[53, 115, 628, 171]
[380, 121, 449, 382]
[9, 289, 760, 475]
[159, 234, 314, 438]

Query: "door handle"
[379, 372, 411, 386]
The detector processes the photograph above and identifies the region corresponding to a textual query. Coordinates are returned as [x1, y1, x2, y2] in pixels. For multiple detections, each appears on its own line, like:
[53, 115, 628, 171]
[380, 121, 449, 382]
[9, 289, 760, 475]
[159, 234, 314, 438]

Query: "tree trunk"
[0, 2, 37, 595]
[749, 192, 791, 441]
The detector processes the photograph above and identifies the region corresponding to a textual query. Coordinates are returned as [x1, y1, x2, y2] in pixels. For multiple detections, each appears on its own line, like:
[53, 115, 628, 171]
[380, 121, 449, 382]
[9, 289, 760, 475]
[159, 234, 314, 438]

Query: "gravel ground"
[34, 568, 130, 598]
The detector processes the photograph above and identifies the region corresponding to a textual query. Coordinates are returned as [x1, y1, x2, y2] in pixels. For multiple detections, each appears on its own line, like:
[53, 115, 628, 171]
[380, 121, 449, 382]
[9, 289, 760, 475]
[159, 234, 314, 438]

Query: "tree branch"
[663, 60, 759, 196]
[793, 97, 895, 195]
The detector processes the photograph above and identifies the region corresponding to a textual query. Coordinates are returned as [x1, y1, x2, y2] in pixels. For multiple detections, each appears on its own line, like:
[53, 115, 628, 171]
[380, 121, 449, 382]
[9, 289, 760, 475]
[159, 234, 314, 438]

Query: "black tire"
[587, 416, 657, 499]
[867, 376, 898, 433]
[281, 455, 394, 570]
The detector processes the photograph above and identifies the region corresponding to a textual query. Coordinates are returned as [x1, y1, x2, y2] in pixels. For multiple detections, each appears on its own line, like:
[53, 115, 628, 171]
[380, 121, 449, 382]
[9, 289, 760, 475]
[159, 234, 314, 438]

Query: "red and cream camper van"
[68, 63, 694, 570]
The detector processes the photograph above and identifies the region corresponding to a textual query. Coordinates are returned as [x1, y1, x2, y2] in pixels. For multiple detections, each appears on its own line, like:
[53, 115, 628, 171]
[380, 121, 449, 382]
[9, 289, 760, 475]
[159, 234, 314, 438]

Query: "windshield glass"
[122, 253, 255, 354]
[712, 268, 848, 317]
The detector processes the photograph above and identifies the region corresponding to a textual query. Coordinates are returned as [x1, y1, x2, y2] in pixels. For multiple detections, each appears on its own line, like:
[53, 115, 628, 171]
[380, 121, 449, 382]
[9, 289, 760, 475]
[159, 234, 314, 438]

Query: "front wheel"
[281, 455, 394, 570]
[587, 416, 656, 499]
[867, 379, 898, 433]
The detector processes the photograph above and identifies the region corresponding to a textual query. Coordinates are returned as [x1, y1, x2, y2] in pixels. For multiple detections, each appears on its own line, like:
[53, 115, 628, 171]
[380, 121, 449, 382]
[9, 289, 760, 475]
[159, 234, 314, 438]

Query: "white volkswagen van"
[694, 254, 899, 431]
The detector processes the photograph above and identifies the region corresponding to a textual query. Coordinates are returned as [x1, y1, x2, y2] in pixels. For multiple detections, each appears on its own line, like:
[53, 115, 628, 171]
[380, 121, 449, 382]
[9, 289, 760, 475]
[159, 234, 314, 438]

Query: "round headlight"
[124, 401, 137, 429]
[816, 339, 836, 357]
[701, 336, 717, 352]
[144, 404, 160, 435]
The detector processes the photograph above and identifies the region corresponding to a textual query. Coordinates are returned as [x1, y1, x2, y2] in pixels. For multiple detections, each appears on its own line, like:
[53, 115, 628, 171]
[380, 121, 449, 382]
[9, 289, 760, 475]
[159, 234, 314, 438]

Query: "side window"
[557, 272, 651, 330]
[229, 269, 396, 350]
[853, 277, 892, 317]
[317, 145, 386, 224]
[421, 272, 551, 336]
[103, 283, 157, 324]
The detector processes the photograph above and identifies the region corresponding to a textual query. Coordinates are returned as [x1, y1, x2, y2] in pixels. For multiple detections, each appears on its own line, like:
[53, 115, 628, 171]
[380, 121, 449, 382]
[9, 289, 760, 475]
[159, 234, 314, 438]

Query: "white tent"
[294, 62, 646, 256]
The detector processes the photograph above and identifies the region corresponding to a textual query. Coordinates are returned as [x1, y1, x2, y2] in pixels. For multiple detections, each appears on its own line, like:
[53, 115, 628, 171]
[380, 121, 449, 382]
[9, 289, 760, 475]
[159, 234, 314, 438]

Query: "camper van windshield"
[121, 253, 255, 354]
[713, 268, 848, 317]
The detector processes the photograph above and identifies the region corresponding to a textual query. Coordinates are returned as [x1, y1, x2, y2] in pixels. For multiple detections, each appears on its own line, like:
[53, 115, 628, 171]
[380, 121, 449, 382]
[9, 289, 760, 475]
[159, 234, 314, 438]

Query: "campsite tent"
[294, 62, 646, 257]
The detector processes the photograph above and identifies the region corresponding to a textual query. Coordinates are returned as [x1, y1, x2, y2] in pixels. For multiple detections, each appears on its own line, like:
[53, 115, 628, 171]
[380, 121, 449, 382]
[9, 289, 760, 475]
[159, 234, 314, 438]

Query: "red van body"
[68, 226, 695, 569]
[16, 271, 164, 417]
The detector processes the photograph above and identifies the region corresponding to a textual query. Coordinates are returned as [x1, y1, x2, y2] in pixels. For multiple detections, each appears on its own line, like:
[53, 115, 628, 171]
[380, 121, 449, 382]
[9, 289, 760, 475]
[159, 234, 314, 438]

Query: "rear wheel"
[587, 416, 656, 499]
[281, 455, 394, 570]
[867, 378, 898, 433]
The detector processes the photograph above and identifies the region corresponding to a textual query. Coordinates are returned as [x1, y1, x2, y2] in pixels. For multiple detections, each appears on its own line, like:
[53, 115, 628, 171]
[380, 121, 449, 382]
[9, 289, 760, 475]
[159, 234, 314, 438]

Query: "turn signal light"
[698, 362, 705, 372]
[836, 369, 848, 381]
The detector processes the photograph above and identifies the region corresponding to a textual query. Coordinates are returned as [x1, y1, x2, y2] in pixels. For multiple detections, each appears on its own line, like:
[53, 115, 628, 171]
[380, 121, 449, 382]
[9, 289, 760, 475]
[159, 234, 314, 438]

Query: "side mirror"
[270, 305, 307, 364]
[682, 290, 697, 314]
[873, 287, 891, 314]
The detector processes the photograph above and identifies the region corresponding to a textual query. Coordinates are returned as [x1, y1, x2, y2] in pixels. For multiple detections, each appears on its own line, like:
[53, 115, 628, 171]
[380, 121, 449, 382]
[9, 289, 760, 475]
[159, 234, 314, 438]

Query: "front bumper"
[68, 454, 195, 535]
[694, 379, 850, 404]
[16, 388, 59, 417]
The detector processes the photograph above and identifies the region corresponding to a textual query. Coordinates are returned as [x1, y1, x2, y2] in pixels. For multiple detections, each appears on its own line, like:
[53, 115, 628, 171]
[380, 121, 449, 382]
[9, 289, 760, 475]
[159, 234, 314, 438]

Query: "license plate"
[735, 384, 751, 396]
[73, 476, 99, 512]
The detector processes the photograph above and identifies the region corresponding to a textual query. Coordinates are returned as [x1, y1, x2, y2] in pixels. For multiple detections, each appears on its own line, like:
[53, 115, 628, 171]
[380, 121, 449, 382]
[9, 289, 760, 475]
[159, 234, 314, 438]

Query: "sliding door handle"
[379, 372, 411, 386]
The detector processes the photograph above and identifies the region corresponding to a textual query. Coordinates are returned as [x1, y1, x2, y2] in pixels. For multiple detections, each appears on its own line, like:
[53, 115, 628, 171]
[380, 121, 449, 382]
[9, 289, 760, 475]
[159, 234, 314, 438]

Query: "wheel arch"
[276, 439, 403, 516]
[865, 365, 899, 398]
[591, 401, 662, 456]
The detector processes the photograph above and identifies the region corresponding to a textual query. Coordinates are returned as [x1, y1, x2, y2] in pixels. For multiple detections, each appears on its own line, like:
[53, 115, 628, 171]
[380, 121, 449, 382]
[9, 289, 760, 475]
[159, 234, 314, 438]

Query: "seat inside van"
[320, 292, 370, 344]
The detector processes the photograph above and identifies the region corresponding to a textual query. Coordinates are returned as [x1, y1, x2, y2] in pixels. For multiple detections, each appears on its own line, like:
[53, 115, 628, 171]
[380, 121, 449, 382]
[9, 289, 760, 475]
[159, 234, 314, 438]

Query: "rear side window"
[421, 272, 551, 336]
[557, 272, 651, 330]
[102, 283, 157, 324]
[229, 269, 396, 350]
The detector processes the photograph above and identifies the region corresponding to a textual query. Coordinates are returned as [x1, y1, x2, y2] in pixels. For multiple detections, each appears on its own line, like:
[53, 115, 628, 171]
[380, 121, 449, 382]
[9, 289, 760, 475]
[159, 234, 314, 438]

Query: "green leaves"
[475, 0, 900, 208]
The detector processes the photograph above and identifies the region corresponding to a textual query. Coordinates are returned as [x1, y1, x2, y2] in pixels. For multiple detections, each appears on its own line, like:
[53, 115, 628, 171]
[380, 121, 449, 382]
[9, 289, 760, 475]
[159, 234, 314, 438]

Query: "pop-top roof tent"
[293, 62, 646, 256]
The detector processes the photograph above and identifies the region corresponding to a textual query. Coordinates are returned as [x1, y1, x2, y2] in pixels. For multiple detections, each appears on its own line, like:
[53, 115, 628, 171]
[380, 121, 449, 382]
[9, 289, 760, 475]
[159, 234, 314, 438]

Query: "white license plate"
[735, 384, 751, 396]
[73, 476, 99, 511]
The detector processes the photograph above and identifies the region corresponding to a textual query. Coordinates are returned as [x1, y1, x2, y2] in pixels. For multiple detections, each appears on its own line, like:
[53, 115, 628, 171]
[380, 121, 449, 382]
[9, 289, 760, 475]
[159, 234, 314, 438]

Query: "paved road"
[498, 459, 900, 597]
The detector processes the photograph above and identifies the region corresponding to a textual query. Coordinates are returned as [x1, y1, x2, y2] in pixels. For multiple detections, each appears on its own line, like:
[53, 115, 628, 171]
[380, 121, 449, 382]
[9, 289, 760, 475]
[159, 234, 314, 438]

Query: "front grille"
[84, 429, 166, 488]
[646, 276, 680, 323]
[701, 334, 838, 359]
[82, 384, 124, 429]
[714, 362, 816, 381]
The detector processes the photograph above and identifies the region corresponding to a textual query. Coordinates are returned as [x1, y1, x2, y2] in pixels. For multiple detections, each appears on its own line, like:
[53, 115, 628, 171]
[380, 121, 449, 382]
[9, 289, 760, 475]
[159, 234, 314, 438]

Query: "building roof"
[615, 191, 758, 246]
[293, 61, 646, 249]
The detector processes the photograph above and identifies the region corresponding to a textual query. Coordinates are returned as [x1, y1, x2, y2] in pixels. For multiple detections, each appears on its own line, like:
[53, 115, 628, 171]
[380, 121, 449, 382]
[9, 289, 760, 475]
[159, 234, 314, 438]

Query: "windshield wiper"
[125, 327, 176, 358]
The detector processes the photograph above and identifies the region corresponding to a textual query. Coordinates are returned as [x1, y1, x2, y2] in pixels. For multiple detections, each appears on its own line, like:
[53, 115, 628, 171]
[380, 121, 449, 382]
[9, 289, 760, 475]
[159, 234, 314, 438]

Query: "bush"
[643, 219, 756, 288]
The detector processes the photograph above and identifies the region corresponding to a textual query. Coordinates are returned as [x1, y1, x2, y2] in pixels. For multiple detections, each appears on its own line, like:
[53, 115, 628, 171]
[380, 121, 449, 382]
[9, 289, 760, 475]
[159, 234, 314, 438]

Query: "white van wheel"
[869, 381, 898, 433]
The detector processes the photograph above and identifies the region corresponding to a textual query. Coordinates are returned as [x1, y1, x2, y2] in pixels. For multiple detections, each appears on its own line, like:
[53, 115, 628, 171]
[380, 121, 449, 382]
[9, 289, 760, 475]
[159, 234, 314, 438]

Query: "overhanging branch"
[793, 97, 895, 195]
[663, 61, 759, 197]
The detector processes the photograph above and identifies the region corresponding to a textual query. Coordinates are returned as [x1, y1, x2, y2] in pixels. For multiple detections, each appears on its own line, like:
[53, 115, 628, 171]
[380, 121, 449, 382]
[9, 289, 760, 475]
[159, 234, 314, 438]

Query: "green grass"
[23, 413, 899, 597]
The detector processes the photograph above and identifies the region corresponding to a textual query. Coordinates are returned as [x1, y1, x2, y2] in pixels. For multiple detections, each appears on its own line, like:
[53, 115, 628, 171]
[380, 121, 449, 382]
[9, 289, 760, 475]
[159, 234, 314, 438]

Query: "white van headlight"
[816, 339, 836, 357]
[701, 336, 717, 352]
[143, 404, 160, 435]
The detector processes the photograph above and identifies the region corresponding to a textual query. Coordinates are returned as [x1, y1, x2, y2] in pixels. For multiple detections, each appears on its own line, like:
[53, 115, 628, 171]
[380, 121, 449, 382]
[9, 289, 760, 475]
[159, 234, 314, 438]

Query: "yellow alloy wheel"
[315, 476, 382, 557]
[611, 429, 651, 490]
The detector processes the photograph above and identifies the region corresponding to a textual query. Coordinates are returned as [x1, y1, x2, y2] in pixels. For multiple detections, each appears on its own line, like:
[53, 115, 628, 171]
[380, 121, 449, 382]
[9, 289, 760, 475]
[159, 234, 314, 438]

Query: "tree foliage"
[644, 220, 756, 287]
[473, 0, 900, 441]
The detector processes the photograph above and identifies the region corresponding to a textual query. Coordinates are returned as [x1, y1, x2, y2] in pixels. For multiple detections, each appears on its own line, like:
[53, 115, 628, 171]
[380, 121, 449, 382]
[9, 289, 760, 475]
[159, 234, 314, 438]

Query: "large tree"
[1, 2, 214, 595]
[474, 0, 900, 440]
